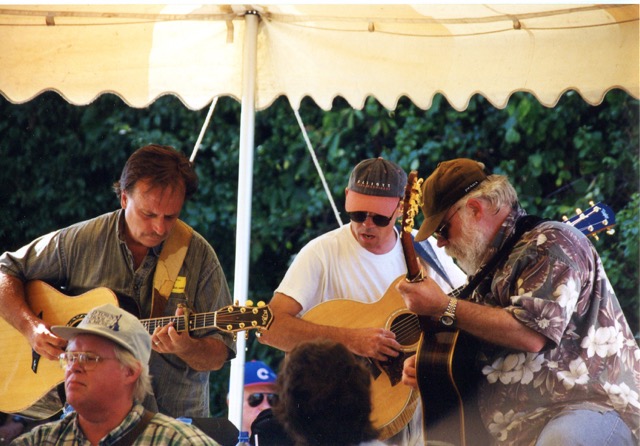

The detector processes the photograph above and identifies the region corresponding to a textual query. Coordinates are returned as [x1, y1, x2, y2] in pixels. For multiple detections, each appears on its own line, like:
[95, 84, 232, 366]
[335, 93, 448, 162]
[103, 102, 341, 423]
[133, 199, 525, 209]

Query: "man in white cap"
[12, 304, 219, 445]
[258, 157, 466, 445]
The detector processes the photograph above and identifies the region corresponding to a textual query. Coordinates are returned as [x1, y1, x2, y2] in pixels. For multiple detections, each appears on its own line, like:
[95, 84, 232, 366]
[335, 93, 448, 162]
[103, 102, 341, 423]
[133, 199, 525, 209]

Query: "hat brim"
[52, 325, 134, 355]
[244, 381, 277, 388]
[345, 190, 400, 217]
[414, 207, 449, 242]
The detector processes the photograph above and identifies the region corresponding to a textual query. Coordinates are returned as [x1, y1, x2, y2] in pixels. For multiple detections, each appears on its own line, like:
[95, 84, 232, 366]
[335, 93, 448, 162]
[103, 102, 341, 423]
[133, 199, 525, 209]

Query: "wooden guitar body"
[0, 280, 118, 418]
[0, 280, 273, 419]
[302, 277, 422, 440]
[415, 317, 486, 446]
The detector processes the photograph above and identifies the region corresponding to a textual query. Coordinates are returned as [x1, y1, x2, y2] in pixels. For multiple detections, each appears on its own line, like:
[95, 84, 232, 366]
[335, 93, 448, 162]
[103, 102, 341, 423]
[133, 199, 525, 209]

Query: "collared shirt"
[11, 404, 220, 445]
[0, 210, 236, 417]
[472, 208, 640, 445]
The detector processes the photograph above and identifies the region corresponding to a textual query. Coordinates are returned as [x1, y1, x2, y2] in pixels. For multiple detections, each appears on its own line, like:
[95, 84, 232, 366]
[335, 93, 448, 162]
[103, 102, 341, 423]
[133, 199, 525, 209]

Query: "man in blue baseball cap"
[241, 361, 278, 435]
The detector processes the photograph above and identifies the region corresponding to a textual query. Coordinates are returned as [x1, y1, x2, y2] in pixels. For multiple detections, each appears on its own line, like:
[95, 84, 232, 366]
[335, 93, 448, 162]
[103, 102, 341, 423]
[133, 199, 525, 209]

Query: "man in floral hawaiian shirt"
[398, 159, 639, 445]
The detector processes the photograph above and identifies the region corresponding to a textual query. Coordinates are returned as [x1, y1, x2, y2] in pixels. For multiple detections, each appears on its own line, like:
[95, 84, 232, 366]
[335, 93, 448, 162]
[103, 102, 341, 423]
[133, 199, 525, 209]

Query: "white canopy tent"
[1, 4, 638, 110]
[1, 3, 638, 432]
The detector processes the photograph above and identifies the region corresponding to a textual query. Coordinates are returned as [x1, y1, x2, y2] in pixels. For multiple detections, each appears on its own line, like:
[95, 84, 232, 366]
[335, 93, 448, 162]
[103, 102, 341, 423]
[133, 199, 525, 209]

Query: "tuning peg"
[589, 200, 595, 207]
[606, 228, 616, 235]
[575, 208, 582, 215]
[562, 215, 569, 222]
[257, 301, 266, 307]
[245, 300, 254, 307]
[244, 332, 249, 340]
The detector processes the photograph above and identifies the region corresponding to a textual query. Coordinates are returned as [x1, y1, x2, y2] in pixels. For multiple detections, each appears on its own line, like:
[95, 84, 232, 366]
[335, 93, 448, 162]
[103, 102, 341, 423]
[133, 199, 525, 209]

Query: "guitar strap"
[112, 409, 156, 446]
[457, 215, 547, 301]
[151, 219, 193, 318]
[411, 234, 454, 289]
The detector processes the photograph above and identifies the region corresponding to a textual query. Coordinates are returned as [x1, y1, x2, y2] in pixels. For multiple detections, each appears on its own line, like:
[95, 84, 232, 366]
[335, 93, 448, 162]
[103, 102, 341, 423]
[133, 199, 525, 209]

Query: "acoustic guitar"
[0, 280, 273, 419]
[396, 171, 483, 446]
[302, 280, 422, 440]
[301, 173, 437, 440]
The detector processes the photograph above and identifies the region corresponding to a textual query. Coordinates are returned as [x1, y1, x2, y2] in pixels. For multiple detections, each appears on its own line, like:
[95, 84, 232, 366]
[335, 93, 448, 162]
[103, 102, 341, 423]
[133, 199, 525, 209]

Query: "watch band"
[440, 297, 458, 326]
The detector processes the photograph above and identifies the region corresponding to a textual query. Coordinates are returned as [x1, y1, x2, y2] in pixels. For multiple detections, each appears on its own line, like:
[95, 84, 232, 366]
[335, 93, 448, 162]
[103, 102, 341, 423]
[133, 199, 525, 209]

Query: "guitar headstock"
[402, 171, 423, 235]
[401, 171, 424, 282]
[217, 303, 274, 335]
[563, 201, 616, 239]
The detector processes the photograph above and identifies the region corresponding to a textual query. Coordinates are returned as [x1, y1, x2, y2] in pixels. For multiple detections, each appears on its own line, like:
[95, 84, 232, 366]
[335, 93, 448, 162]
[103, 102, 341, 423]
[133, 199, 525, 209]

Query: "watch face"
[440, 315, 454, 326]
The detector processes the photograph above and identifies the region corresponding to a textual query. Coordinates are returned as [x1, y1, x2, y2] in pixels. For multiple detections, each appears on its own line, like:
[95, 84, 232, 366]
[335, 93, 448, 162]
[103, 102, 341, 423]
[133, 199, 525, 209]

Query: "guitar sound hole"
[389, 312, 421, 350]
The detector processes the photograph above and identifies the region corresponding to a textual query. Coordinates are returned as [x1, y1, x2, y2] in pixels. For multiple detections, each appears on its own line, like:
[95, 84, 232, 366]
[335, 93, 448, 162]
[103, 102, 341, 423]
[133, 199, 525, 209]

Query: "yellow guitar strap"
[151, 219, 193, 318]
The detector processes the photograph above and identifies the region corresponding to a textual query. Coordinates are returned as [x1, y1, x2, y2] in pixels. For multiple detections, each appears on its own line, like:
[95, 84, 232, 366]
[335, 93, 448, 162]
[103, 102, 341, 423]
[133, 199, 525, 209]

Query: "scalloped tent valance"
[1, 3, 638, 432]
[0, 4, 638, 111]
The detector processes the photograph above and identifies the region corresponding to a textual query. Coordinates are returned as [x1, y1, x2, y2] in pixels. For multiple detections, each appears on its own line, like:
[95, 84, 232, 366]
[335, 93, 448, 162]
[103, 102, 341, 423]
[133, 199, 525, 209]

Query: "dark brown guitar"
[399, 171, 485, 446]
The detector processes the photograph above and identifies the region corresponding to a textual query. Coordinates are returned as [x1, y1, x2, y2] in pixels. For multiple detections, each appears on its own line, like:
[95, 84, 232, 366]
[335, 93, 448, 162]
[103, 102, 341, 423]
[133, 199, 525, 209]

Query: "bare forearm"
[259, 313, 351, 352]
[0, 273, 37, 336]
[178, 337, 230, 371]
[0, 273, 67, 358]
[397, 277, 547, 353]
[455, 300, 547, 352]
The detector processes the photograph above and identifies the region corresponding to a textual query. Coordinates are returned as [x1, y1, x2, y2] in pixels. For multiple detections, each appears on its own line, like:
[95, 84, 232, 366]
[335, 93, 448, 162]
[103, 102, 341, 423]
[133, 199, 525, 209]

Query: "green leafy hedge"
[1, 90, 637, 417]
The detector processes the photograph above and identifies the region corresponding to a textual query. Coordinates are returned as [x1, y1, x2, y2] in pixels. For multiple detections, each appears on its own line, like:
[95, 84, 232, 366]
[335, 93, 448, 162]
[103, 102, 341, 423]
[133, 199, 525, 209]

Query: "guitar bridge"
[31, 349, 41, 373]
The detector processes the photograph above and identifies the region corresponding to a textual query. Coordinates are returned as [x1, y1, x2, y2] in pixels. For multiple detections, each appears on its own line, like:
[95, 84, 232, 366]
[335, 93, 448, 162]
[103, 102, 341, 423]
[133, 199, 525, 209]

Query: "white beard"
[444, 212, 491, 275]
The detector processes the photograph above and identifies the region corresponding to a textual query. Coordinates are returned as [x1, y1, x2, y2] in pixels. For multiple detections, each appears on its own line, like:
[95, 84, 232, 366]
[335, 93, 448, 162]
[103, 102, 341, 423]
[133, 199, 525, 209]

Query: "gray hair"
[458, 173, 518, 212]
[114, 344, 153, 403]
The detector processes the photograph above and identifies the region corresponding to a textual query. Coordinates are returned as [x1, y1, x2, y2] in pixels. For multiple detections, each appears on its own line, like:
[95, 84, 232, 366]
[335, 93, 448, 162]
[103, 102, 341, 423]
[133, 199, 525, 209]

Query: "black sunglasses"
[434, 207, 461, 240]
[347, 211, 395, 227]
[247, 392, 279, 407]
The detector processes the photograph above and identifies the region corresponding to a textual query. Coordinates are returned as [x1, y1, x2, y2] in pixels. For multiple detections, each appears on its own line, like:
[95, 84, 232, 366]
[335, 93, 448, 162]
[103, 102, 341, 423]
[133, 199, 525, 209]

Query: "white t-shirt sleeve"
[275, 240, 326, 315]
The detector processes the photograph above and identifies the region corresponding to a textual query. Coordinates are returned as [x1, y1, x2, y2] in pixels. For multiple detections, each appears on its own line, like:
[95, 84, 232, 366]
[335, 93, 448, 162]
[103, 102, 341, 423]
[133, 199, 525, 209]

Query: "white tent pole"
[228, 10, 259, 431]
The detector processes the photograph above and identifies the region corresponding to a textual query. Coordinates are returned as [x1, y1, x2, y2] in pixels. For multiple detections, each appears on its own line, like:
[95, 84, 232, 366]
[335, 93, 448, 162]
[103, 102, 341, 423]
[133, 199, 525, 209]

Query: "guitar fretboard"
[139, 306, 272, 335]
[141, 313, 210, 334]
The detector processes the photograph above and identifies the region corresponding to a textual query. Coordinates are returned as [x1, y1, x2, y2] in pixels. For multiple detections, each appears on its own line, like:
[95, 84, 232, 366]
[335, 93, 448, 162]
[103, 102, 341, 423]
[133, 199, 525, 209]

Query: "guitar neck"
[140, 305, 274, 335]
[141, 312, 214, 335]
[401, 171, 425, 282]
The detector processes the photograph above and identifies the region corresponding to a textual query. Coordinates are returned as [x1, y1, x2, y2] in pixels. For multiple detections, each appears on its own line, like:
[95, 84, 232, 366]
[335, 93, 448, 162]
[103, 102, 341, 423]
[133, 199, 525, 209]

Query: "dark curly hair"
[273, 340, 379, 446]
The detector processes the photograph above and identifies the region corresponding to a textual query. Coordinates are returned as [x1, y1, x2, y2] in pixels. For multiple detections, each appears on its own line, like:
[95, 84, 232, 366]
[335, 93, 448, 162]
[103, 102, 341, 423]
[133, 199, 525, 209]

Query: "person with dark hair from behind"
[12, 303, 219, 445]
[273, 339, 386, 446]
[0, 144, 235, 420]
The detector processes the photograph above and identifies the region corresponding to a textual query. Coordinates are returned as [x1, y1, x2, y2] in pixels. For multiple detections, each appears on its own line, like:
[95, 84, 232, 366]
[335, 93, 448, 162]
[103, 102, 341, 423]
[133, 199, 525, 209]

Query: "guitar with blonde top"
[0, 280, 273, 419]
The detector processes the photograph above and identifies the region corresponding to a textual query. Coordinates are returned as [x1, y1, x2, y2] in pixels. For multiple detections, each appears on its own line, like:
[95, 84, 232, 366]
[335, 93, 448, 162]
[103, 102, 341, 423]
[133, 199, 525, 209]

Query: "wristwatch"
[439, 297, 458, 326]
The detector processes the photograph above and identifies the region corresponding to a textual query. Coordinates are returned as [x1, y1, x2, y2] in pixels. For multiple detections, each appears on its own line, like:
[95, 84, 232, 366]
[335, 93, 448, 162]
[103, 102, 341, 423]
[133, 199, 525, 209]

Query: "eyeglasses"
[59, 352, 116, 371]
[247, 392, 279, 408]
[434, 207, 461, 240]
[347, 211, 395, 227]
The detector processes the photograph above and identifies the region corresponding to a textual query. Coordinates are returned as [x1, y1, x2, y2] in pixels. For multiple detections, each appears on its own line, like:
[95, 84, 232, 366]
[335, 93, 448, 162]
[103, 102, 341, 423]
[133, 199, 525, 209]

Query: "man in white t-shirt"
[258, 158, 466, 445]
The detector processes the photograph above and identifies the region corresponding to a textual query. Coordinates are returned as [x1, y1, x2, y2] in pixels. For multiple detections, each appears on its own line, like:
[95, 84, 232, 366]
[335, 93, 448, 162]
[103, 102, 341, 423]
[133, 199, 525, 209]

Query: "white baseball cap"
[52, 303, 151, 365]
